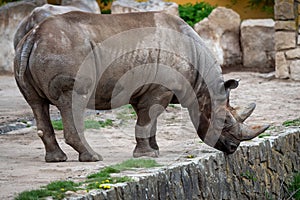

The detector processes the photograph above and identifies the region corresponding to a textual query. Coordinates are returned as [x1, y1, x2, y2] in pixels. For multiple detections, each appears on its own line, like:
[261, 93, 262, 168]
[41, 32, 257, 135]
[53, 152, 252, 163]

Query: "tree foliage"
[179, 2, 215, 27]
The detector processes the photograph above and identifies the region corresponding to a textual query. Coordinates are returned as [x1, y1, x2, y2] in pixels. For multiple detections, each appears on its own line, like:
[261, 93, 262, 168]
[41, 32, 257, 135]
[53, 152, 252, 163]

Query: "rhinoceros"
[13, 2, 100, 49]
[14, 11, 269, 162]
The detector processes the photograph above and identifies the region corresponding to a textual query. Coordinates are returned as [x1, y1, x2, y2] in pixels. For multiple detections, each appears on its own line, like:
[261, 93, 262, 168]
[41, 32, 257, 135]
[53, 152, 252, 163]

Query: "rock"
[274, 0, 294, 20]
[275, 21, 296, 31]
[111, 0, 179, 16]
[290, 60, 300, 80]
[285, 48, 300, 59]
[275, 31, 296, 50]
[241, 19, 275, 71]
[0, 0, 101, 74]
[0, 0, 47, 74]
[275, 52, 290, 79]
[194, 7, 241, 68]
[61, 0, 101, 13]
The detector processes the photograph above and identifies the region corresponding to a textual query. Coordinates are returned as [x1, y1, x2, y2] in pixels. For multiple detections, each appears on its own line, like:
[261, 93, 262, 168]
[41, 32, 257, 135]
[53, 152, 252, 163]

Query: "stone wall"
[0, 0, 47, 74]
[275, 0, 300, 80]
[70, 127, 300, 200]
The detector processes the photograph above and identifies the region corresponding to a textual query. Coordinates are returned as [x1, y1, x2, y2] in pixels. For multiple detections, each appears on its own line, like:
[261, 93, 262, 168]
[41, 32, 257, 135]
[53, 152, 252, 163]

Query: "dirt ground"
[0, 72, 300, 199]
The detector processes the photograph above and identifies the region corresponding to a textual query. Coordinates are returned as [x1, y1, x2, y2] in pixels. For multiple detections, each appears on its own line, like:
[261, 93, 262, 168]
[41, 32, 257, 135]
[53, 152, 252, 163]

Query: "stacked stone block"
[275, 0, 300, 80]
[71, 128, 300, 200]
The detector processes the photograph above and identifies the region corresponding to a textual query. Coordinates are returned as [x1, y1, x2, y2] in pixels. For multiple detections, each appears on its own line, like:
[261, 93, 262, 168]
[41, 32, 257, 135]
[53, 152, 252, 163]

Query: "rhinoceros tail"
[14, 28, 36, 90]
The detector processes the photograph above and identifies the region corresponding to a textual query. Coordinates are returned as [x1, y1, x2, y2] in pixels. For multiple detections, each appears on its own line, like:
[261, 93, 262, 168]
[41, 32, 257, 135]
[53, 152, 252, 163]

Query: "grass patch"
[15, 189, 52, 200]
[113, 158, 160, 171]
[16, 181, 81, 200]
[289, 172, 300, 200]
[116, 105, 137, 121]
[51, 119, 113, 130]
[283, 118, 300, 127]
[15, 159, 159, 199]
[51, 119, 64, 130]
[258, 133, 271, 138]
[86, 159, 160, 190]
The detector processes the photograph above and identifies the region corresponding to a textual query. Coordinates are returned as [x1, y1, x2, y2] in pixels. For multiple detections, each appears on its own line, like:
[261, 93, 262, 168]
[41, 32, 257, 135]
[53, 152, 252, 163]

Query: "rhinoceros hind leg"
[31, 103, 67, 162]
[59, 104, 103, 162]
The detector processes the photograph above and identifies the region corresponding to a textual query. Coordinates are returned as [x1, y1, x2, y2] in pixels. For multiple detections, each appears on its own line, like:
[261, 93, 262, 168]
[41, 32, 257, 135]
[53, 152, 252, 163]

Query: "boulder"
[61, 0, 101, 13]
[241, 19, 275, 71]
[194, 7, 242, 68]
[0, 0, 47, 74]
[111, 0, 178, 16]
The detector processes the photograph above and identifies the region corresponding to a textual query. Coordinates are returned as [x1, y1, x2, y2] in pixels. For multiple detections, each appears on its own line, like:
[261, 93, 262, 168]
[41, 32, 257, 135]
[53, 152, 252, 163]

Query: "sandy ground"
[0, 72, 299, 199]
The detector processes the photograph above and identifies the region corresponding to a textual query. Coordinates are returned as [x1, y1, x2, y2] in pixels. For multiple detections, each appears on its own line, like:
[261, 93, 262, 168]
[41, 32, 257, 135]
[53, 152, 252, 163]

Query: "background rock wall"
[275, 0, 300, 81]
[0, 0, 47, 74]
[72, 128, 300, 200]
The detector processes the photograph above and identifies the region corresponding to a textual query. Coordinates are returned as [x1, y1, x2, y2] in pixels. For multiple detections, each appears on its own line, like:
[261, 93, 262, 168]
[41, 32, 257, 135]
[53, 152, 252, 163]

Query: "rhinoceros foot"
[45, 151, 68, 162]
[79, 151, 103, 162]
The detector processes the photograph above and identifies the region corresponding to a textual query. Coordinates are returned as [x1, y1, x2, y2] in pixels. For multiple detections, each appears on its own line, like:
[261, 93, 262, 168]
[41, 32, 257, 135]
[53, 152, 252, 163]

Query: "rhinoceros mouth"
[213, 135, 240, 154]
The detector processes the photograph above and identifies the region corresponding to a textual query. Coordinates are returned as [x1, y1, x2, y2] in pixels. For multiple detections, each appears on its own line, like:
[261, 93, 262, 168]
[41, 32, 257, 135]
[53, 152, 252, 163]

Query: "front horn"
[239, 124, 270, 141]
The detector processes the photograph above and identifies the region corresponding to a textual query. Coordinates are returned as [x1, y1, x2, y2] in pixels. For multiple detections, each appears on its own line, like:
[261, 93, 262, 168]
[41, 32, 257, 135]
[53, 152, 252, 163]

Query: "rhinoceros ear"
[224, 79, 239, 90]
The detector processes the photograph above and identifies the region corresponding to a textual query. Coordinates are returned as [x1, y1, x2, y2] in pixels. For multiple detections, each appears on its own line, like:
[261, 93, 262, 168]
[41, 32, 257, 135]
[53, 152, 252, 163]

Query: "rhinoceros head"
[213, 79, 269, 154]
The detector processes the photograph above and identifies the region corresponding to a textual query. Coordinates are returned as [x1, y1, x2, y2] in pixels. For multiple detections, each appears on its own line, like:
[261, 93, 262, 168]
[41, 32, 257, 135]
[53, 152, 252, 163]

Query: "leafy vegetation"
[289, 172, 300, 200]
[15, 159, 160, 200]
[179, 2, 215, 27]
[282, 118, 300, 127]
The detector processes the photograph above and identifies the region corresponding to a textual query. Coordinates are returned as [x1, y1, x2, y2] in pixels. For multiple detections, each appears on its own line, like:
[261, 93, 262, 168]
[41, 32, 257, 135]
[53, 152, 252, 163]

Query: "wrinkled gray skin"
[13, 2, 100, 49]
[14, 11, 269, 162]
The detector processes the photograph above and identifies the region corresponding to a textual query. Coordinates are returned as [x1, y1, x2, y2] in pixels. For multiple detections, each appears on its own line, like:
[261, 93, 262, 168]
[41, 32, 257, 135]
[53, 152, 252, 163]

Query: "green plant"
[283, 118, 300, 127]
[116, 105, 137, 121]
[51, 119, 113, 130]
[112, 158, 160, 171]
[51, 119, 64, 130]
[289, 172, 300, 200]
[15, 189, 52, 200]
[15, 181, 81, 200]
[258, 133, 271, 138]
[16, 159, 160, 199]
[240, 171, 257, 181]
[179, 2, 215, 27]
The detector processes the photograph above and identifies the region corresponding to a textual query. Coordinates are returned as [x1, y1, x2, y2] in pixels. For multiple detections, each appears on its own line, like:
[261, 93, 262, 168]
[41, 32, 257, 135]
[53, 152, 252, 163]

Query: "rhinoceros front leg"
[133, 116, 159, 158]
[59, 105, 102, 162]
[132, 90, 173, 158]
[31, 103, 67, 162]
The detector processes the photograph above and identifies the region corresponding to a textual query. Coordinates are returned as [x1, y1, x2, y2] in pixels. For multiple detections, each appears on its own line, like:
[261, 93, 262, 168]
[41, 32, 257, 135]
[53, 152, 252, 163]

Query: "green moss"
[283, 118, 300, 127]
